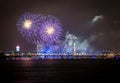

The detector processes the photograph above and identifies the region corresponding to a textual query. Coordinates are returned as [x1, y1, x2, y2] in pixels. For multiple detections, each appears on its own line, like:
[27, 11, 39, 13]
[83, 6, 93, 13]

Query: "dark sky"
[0, 0, 120, 52]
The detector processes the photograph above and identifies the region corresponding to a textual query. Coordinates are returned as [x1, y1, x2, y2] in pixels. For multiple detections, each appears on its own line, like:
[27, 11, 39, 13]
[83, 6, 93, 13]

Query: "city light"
[16, 45, 20, 52]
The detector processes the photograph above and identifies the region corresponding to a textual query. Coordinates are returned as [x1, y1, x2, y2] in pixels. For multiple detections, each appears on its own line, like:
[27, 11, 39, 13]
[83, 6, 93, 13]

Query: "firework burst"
[16, 12, 42, 45]
[39, 15, 63, 44]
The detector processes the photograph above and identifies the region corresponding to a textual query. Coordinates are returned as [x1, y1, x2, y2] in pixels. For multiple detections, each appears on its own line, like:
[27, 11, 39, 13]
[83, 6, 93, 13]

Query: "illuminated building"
[16, 45, 20, 52]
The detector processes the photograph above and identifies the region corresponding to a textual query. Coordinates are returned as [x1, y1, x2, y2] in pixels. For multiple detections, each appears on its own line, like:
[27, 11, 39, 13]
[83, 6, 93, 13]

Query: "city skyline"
[0, 0, 120, 52]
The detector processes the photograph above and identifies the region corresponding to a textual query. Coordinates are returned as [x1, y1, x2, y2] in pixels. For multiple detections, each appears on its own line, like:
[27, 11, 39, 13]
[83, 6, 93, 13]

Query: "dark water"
[0, 59, 120, 83]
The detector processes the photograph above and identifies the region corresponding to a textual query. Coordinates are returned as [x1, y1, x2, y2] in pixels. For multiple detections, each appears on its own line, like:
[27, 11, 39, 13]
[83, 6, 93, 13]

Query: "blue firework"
[39, 15, 63, 44]
[16, 12, 42, 45]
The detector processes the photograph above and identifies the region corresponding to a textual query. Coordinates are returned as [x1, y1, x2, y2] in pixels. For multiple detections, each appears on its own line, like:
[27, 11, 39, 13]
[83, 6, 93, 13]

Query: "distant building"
[16, 45, 20, 52]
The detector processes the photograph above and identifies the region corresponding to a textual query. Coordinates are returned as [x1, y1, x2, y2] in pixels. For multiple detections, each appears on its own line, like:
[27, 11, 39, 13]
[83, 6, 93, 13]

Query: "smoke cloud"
[91, 15, 103, 23]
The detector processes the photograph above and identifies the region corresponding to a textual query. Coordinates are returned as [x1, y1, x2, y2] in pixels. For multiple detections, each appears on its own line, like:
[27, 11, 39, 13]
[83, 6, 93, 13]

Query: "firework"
[38, 15, 63, 44]
[17, 12, 42, 44]
[64, 32, 93, 54]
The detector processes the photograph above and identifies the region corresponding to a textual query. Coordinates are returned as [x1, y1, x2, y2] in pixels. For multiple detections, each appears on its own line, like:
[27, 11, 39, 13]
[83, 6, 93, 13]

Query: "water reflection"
[20, 60, 34, 67]
[0, 59, 120, 83]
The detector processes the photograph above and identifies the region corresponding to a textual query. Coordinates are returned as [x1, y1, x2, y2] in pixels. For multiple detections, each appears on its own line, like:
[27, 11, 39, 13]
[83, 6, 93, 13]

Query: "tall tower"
[16, 45, 20, 52]
[73, 42, 76, 55]
[37, 41, 42, 55]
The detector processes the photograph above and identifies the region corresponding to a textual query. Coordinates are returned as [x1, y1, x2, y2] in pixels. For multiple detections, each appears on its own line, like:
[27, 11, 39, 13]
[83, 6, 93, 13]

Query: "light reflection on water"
[20, 60, 34, 67]
[0, 59, 120, 83]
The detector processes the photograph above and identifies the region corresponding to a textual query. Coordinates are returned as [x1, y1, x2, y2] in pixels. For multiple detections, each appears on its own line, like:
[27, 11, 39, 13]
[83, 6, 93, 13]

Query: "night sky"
[0, 0, 120, 52]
